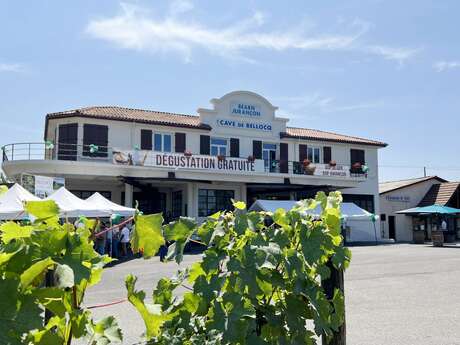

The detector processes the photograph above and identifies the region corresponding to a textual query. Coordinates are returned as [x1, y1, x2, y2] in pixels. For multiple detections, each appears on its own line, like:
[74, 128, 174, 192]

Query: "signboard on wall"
[314, 165, 350, 178]
[112, 150, 265, 174]
[385, 195, 411, 202]
[216, 118, 272, 132]
[230, 102, 262, 117]
[21, 174, 65, 198]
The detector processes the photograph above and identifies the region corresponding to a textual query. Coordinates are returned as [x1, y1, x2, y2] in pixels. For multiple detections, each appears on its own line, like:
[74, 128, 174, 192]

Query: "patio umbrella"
[396, 204, 460, 215]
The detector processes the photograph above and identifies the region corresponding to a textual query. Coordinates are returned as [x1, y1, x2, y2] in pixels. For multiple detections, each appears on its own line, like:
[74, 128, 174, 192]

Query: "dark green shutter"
[323, 146, 332, 164]
[253, 140, 262, 159]
[141, 129, 152, 150]
[175, 133, 186, 153]
[200, 135, 210, 155]
[230, 138, 239, 157]
[280, 143, 289, 173]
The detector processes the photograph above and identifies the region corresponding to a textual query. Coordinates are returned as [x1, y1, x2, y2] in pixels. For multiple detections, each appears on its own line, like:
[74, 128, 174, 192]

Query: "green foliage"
[127, 191, 350, 344]
[0, 200, 122, 344]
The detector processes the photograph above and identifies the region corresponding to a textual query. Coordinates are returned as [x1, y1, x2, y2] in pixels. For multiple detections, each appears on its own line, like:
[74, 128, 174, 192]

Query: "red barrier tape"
[93, 216, 135, 238]
[86, 298, 128, 309]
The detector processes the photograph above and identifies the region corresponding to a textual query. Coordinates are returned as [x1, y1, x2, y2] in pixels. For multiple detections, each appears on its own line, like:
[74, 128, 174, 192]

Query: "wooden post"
[322, 260, 346, 345]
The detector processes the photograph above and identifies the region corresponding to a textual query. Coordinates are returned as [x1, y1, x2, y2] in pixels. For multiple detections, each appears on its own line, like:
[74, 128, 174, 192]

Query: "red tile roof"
[46, 106, 387, 147]
[46, 106, 211, 130]
[282, 127, 387, 147]
[418, 182, 460, 206]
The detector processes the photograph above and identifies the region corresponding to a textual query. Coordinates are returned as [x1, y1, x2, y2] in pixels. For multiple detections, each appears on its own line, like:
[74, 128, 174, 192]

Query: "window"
[211, 138, 228, 156]
[83, 124, 108, 158]
[263, 143, 277, 171]
[172, 191, 183, 219]
[198, 189, 234, 217]
[307, 146, 321, 163]
[343, 194, 375, 213]
[154, 133, 172, 152]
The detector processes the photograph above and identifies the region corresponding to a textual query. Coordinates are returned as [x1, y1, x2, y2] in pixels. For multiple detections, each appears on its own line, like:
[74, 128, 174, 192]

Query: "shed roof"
[379, 176, 447, 195]
[46, 105, 387, 147]
[418, 182, 460, 207]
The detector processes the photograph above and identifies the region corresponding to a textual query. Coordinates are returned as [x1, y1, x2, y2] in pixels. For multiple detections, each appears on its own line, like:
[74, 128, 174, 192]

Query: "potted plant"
[329, 160, 337, 167]
[302, 158, 311, 168]
[217, 154, 226, 161]
[247, 155, 255, 162]
[305, 163, 316, 175]
[184, 150, 192, 157]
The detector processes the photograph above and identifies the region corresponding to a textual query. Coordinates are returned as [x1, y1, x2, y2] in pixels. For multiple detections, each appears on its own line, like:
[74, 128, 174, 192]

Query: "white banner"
[112, 150, 265, 174]
[21, 174, 65, 198]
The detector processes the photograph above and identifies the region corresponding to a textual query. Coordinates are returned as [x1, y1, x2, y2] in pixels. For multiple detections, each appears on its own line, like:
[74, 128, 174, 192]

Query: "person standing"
[441, 219, 448, 231]
[120, 222, 131, 257]
[94, 219, 106, 255]
[112, 225, 120, 259]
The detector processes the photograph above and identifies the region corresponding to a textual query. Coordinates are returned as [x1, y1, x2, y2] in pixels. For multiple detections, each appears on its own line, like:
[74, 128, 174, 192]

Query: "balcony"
[1, 143, 367, 185]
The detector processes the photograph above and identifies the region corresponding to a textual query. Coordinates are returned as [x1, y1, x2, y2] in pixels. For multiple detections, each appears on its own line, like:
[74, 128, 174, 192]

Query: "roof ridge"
[286, 126, 385, 145]
[49, 105, 199, 119]
[380, 176, 438, 184]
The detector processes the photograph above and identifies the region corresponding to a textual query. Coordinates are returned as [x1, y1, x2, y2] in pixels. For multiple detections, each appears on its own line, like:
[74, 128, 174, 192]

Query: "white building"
[379, 176, 448, 241]
[2, 91, 386, 238]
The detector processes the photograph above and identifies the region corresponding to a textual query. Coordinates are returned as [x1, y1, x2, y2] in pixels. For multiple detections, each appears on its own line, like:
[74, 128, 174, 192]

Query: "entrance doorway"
[262, 143, 277, 172]
[389, 216, 396, 240]
[134, 191, 167, 216]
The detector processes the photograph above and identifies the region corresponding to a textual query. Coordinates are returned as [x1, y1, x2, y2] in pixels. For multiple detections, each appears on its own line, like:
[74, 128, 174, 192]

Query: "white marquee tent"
[249, 199, 378, 242]
[45, 187, 111, 218]
[0, 184, 40, 220]
[86, 192, 135, 217]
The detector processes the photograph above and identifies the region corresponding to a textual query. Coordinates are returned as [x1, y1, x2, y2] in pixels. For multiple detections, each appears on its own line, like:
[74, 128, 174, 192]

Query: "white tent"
[45, 187, 111, 218]
[0, 184, 40, 220]
[86, 192, 135, 217]
[249, 199, 378, 243]
[249, 199, 373, 219]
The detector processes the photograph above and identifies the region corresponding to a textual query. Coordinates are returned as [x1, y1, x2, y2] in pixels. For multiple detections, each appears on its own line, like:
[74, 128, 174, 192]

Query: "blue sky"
[1, 0, 459, 182]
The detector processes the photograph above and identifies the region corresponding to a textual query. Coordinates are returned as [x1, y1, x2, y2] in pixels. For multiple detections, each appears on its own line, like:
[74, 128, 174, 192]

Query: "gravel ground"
[81, 244, 460, 345]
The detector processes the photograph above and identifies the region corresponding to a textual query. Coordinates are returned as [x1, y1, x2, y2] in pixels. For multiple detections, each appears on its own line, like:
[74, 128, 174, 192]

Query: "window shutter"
[141, 130, 152, 150]
[350, 149, 365, 165]
[230, 138, 240, 158]
[175, 133, 186, 153]
[253, 140, 262, 159]
[83, 124, 108, 157]
[58, 123, 78, 161]
[299, 144, 308, 161]
[323, 146, 332, 164]
[200, 135, 210, 155]
[280, 143, 289, 173]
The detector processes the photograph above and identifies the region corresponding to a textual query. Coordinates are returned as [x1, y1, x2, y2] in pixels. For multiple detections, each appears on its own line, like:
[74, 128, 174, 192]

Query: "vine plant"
[127, 191, 351, 344]
[0, 191, 350, 344]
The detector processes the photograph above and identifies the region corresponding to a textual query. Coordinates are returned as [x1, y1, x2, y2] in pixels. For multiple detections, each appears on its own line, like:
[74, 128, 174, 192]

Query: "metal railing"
[2, 142, 112, 162]
[2, 143, 367, 179]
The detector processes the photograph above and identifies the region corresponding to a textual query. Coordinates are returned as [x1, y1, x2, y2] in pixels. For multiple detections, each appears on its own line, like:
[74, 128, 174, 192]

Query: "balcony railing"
[2, 143, 367, 179]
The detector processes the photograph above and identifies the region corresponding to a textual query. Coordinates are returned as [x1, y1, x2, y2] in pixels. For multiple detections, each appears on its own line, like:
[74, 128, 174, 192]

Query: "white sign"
[21, 174, 65, 198]
[216, 118, 272, 132]
[314, 165, 350, 178]
[230, 102, 261, 117]
[113, 150, 265, 174]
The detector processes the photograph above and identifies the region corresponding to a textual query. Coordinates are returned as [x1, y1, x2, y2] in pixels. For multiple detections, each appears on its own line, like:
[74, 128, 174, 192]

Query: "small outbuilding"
[379, 176, 460, 242]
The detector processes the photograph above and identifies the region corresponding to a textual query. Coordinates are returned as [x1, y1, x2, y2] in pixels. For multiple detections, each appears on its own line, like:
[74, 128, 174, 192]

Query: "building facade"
[2, 91, 386, 232]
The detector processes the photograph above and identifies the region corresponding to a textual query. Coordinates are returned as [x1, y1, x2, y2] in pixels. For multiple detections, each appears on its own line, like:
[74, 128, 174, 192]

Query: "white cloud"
[0, 63, 24, 73]
[276, 94, 384, 119]
[169, 0, 194, 16]
[433, 60, 460, 72]
[367, 45, 420, 64]
[86, 2, 418, 64]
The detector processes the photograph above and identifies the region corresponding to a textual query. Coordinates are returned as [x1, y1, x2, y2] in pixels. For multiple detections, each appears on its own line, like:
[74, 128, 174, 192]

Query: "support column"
[124, 183, 133, 208]
[186, 183, 195, 218]
[240, 184, 247, 206]
[290, 191, 297, 200]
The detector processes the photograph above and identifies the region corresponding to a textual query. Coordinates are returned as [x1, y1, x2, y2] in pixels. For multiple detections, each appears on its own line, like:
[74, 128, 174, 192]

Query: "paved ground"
[83, 244, 460, 344]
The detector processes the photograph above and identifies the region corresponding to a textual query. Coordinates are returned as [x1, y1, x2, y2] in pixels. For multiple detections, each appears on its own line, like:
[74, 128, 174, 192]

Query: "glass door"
[262, 143, 277, 172]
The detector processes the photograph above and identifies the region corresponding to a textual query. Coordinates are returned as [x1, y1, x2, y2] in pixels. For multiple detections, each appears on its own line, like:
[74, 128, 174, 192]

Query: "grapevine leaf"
[0, 222, 33, 244]
[232, 200, 246, 210]
[126, 274, 168, 339]
[20, 257, 54, 291]
[25, 200, 60, 220]
[87, 316, 123, 345]
[332, 246, 352, 270]
[131, 213, 164, 259]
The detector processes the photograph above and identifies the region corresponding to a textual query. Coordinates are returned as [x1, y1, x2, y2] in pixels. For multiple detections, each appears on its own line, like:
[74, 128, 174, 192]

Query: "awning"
[396, 204, 460, 215]
[45, 187, 111, 218]
[86, 192, 135, 217]
[248, 199, 373, 219]
[0, 184, 40, 220]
